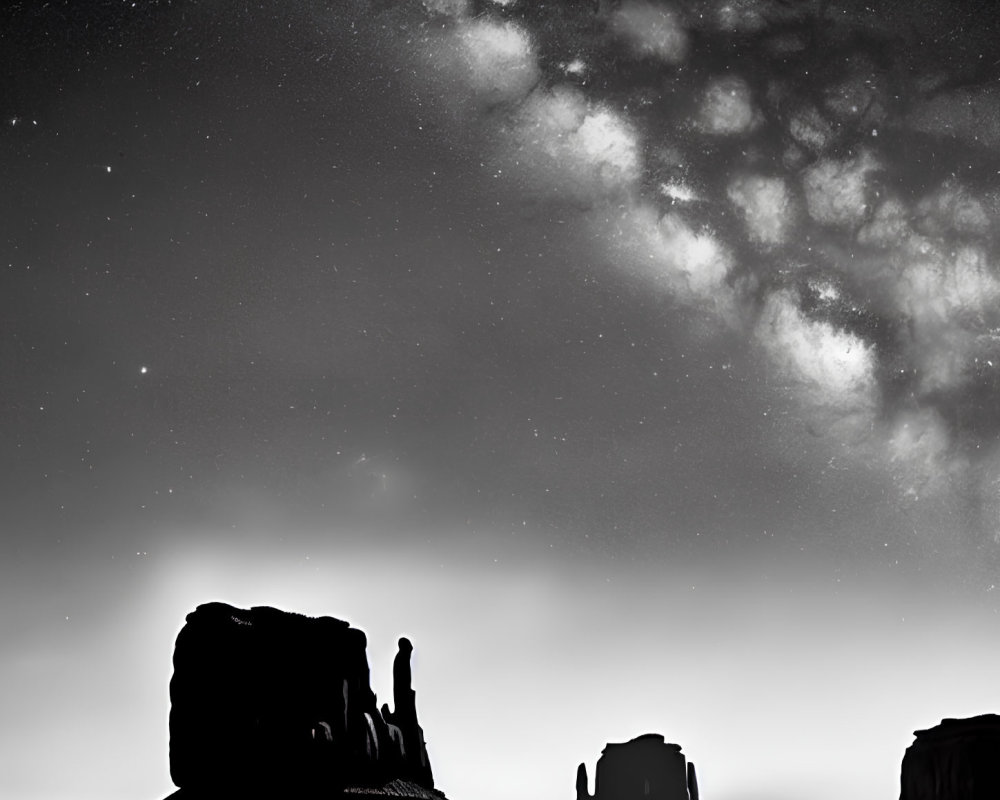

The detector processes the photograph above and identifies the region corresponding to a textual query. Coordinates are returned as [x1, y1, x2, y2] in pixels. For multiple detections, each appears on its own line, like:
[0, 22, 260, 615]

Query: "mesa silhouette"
[164, 602, 440, 800]
[577, 733, 698, 800]
[900, 714, 1000, 800]
[161, 602, 1000, 800]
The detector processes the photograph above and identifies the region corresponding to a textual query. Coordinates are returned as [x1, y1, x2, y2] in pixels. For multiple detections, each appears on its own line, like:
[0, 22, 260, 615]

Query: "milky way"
[387, 0, 1000, 549]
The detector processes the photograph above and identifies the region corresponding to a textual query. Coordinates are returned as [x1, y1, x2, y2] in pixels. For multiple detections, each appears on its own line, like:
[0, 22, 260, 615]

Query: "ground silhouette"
[900, 714, 1000, 800]
[577, 733, 698, 800]
[163, 602, 440, 800]
[162, 603, 1000, 800]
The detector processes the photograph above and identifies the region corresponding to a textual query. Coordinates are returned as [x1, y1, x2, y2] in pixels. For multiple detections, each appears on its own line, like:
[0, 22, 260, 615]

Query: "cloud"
[610, 2, 689, 64]
[456, 19, 540, 105]
[856, 197, 911, 248]
[407, 15, 539, 117]
[612, 204, 738, 323]
[802, 150, 879, 229]
[914, 179, 991, 238]
[576, 111, 641, 177]
[897, 246, 1000, 326]
[787, 105, 835, 153]
[893, 245, 1000, 392]
[511, 85, 641, 197]
[756, 289, 877, 414]
[727, 174, 794, 246]
[652, 213, 734, 297]
[885, 409, 955, 498]
[697, 76, 757, 135]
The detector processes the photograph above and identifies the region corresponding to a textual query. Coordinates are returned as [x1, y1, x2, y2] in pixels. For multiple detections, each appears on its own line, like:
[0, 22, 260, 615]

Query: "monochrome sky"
[3, 2, 1000, 799]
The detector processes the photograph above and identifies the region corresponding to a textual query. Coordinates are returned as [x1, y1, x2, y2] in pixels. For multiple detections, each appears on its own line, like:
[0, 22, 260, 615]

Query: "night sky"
[4, 1, 1000, 799]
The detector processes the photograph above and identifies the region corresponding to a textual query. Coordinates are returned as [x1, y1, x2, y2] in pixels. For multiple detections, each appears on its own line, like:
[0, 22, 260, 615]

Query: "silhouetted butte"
[900, 714, 1000, 800]
[577, 733, 698, 800]
[163, 602, 440, 800]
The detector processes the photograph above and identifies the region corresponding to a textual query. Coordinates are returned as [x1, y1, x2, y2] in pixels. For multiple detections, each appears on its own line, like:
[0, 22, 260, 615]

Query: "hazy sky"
[3, 1, 1000, 799]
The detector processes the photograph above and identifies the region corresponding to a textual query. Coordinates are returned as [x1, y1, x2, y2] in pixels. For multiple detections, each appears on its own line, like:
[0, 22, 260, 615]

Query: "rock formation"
[166, 602, 440, 799]
[381, 637, 434, 786]
[900, 714, 1000, 800]
[577, 733, 698, 800]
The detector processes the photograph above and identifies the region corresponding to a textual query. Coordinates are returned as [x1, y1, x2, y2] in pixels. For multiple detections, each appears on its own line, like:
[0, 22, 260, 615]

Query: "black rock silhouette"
[577, 733, 698, 800]
[382, 637, 434, 786]
[900, 714, 1000, 800]
[686, 760, 699, 800]
[165, 602, 440, 799]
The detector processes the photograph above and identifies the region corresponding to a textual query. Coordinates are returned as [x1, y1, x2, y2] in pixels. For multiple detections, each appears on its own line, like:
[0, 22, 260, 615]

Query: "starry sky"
[4, 1, 1000, 799]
